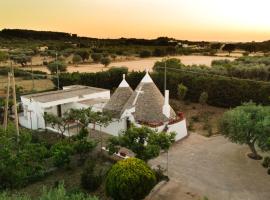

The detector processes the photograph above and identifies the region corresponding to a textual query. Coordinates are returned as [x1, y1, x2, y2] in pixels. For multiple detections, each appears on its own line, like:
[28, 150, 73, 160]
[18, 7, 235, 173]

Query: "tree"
[76, 50, 90, 62]
[210, 43, 222, 50]
[69, 108, 99, 131]
[107, 125, 176, 161]
[96, 111, 112, 151]
[152, 48, 166, 57]
[222, 43, 236, 55]
[47, 61, 67, 74]
[199, 91, 208, 107]
[153, 58, 183, 72]
[91, 53, 102, 62]
[106, 158, 156, 200]
[11, 54, 31, 67]
[177, 83, 188, 101]
[139, 50, 151, 58]
[44, 112, 72, 138]
[100, 57, 111, 67]
[72, 54, 82, 66]
[219, 102, 270, 159]
[0, 51, 8, 63]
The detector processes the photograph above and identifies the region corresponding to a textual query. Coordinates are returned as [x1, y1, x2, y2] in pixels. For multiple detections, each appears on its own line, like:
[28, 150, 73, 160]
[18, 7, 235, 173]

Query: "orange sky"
[1, 0, 270, 42]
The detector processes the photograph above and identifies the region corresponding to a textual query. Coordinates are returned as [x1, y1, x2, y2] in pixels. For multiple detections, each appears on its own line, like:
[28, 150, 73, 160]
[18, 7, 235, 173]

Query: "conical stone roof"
[103, 74, 133, 118]
[121, 72, 176, 123]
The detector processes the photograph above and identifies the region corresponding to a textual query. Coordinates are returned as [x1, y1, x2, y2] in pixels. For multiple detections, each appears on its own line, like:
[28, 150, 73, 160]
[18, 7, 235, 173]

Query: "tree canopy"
[219, 102, 270, 159]
[107, 125, 175, 161]
[47, 60, 67, 74]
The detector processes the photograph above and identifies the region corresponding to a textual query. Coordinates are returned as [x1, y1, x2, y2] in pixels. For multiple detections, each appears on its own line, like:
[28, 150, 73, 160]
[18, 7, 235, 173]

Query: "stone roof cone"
[121, 70, 176, 123]
[103, 74, 133, 118]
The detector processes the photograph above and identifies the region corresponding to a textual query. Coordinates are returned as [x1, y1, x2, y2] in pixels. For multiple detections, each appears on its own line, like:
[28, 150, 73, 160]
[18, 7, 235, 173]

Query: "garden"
[0, 106, 176, 200]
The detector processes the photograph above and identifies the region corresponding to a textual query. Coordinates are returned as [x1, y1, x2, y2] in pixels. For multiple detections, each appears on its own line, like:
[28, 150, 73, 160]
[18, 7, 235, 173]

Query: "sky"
[0, 0, 270, 42]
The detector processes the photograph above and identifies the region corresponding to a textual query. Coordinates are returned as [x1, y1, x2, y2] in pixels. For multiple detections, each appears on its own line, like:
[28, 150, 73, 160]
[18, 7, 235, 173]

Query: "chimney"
[163, 90, 170, 118]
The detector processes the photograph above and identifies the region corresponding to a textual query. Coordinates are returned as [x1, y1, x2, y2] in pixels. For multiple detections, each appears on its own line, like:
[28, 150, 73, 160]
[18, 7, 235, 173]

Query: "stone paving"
[149, 133, 270, 200]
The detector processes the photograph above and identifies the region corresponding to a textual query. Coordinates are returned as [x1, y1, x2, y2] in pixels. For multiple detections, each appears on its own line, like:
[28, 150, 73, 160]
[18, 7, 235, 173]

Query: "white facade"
[19, 86, 110, 131]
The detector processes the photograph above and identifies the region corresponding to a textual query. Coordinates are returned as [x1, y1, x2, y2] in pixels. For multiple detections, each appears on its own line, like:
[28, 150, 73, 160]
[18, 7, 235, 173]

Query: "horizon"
[1, 0, 270, 42]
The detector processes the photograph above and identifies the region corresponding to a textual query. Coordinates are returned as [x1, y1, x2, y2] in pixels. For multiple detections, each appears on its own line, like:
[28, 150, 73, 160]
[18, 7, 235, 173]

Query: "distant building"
[19, 72, 187, 141]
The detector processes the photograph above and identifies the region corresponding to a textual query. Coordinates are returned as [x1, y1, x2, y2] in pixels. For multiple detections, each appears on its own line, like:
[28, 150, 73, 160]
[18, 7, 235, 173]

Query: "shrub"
[51, 141, 73, 168]
[262, 156, 270, 168]
[177, 83, 188, 101]
[106, 158, 156, 200]
[74, 139, 96, 162]
[81, 160, 103, 191]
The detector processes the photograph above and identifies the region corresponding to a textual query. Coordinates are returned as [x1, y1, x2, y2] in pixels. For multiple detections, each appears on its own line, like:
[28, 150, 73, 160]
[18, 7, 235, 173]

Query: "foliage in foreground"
[0, 183, 98, 200]
[81, 160, 103, 192]
[106, 158, 156, 200]
[219, 102, 270, 159]
[107, 125, 176, 161]
[0, 124, 49, 189]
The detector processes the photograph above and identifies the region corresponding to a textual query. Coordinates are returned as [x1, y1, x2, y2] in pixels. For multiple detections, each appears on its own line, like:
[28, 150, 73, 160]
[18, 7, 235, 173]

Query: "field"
[21, 55, 235, 74]
[0, 76, 55, 97]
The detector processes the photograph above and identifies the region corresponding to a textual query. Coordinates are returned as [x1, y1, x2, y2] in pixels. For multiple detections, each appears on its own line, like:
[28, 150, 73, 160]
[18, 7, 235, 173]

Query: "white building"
[103, 72, 188, 141]
[19, 85, 110, 130]
[19, 72, 188, 141]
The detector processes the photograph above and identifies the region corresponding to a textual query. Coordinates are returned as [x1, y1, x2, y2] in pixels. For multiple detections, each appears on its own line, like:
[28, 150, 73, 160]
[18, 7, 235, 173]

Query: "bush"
[74, 138, 96, 162]
[262, 156, 270, 168]
[106, 158, 156, 200]
[81, 160, 103, 191]
[51, 141, 73, 168]
[177, 83, 188, 101]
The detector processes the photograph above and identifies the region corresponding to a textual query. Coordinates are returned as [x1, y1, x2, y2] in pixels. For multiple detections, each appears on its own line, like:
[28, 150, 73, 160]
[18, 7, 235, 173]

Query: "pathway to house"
[149, 133, 270, 200]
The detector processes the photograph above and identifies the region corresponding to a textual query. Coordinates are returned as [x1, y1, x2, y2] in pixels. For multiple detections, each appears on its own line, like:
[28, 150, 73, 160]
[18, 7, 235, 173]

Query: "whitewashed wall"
[168, 119, 188, 141]
[88, 118, 126, 137]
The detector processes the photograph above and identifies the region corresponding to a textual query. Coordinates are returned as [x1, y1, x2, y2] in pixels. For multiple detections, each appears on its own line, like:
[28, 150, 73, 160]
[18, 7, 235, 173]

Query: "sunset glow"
[1, 0, 270, 41]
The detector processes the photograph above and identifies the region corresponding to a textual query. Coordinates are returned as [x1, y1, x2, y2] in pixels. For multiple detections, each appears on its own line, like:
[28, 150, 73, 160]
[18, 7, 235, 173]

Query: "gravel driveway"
[149, 134, 270, 200]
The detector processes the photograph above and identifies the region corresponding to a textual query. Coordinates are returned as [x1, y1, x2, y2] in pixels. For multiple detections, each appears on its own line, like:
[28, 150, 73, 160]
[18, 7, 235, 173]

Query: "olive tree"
[100, 57, 111, 67]
[219, 102, 270, 160]
[72, 54, 82, 66]
[47, 61, 67, 74]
